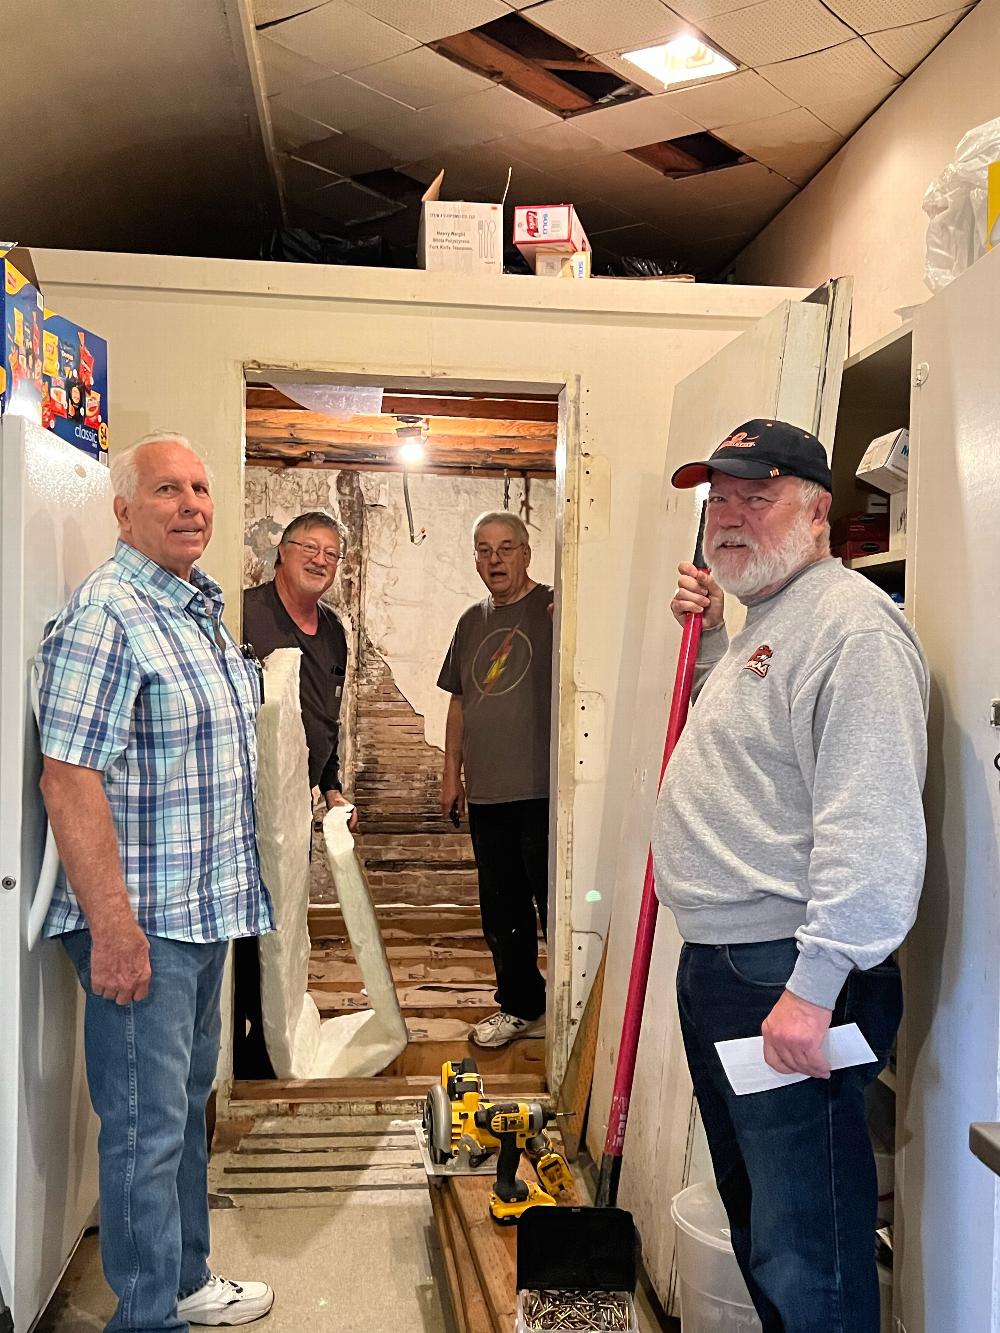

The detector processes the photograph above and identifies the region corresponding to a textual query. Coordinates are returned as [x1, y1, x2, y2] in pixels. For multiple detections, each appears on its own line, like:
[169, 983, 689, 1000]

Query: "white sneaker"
[470, 1010, 545, 1048]
[177, 1274, 274, 1326]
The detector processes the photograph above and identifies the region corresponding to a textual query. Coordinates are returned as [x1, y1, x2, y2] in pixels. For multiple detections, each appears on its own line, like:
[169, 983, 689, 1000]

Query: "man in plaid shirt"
[37, 432, 276, 1331]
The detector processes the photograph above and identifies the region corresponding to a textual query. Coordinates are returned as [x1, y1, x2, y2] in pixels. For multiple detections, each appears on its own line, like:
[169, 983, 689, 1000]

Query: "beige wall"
[33, 250, 796, 1078]
[733, 0, 1000, 352]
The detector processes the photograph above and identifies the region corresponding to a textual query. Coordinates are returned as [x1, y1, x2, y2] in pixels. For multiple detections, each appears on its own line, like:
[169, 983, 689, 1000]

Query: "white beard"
[708, 511, 822, 600]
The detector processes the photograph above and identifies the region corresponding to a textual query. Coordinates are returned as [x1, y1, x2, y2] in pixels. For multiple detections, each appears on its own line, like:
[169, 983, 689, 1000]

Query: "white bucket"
[671, 1182, 762, 1333]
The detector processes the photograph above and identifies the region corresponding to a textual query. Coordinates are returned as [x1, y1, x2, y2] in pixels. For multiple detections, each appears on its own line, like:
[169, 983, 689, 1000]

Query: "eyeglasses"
[284, 538, 341, 563]
[474, 541, 524, 562]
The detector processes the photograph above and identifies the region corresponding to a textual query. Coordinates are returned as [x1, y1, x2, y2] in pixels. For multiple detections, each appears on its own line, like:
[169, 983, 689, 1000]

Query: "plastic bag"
[923, 116, 1000, 293]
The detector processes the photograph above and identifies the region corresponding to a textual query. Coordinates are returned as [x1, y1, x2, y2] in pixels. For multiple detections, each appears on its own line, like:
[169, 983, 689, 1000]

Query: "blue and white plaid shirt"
[37, 541, 274, 943]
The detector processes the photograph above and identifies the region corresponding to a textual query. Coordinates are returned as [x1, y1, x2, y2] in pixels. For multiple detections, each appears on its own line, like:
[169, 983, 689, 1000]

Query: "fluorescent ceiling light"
[399, 439, 425, 464]
[622, 34, 737, 89]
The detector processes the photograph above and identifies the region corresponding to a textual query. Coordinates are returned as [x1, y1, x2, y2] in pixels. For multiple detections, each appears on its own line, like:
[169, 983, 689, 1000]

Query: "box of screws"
[516, 1287, 636, 1331]
[515, 1207, 638, 1333]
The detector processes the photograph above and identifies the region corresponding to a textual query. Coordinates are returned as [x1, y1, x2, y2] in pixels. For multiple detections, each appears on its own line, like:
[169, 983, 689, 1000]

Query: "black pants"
[232, 935, 276, 1080]
[467, 798, 549, 1021]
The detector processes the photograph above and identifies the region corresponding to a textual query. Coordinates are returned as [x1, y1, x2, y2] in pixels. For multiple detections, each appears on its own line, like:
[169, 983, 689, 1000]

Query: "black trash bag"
[264, 226, 411, 268]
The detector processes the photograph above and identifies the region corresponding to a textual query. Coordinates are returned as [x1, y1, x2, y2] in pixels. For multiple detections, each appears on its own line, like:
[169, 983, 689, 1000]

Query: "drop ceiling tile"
[663, 69, 795, 129]
[502, 163, 580, 205]
[266, 0, 417, 73]
[280, 153, 343, 196]
[360, 109, 462, 161]
[700, 0, 854, 67]
[269, 100, 341, 149]
[350, 47, 494, 109]
[574, 197, 639, 231]
[570, 95, 701, 151]
[295, 132, 400, 174]
[824, 0, 971, 32]
[590, 222, 682, 258]
[274, 73, 409, 133]
[439, 85, 561, 143]
[545, 148, 666, 200]
[760, 39, 900, 104]
[716, 107, 842, 160]
[529, 0, 687, 55]
[670, 158, 793, 207]
[255, 0, 326, 22]
[344, 0, 510, 41]
[866, 8, 971, 75]
[256, 36, 334, 98]
[808, 86, 894, 134]
[669, 0, 766, 16]
[493, 121, 608, 172]
[300, 178, 405, 222]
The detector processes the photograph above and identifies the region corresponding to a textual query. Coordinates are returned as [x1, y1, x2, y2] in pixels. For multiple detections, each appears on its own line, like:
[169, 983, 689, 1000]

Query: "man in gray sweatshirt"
[654, 419, 927, 1333]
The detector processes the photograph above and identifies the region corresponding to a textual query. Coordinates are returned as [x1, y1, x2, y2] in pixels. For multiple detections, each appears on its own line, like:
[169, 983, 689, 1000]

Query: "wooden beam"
[246, 387, 559, 423]
[432, 31, 591, 113]
[246, 407, 556, 442]
[628, 141, 707, 175]
[245, 459, 556, 478]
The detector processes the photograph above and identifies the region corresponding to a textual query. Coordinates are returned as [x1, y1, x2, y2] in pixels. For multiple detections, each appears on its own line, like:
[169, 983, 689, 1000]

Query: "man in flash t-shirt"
[438, 511, 552, 1049]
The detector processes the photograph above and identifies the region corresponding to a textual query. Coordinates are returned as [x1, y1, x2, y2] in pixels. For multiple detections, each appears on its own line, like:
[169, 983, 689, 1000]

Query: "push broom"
[595, 502, 709, 1209]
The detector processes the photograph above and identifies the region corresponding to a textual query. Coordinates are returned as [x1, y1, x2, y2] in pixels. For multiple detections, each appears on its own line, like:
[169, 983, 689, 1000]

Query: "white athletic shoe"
[470, 1010, 545, 1048]
[177, 1274, 275, 1326]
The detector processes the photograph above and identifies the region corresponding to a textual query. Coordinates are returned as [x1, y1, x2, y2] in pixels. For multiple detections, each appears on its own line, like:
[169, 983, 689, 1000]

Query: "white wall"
[33, 250, 797, 1079]
[733, 0, 1000, 352]
[244, 466, 555, 749]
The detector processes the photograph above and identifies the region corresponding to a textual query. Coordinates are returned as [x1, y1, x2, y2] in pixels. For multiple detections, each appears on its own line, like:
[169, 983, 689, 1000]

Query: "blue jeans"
[62, 930, 228, 1333]
[676, 939, 902, 1333]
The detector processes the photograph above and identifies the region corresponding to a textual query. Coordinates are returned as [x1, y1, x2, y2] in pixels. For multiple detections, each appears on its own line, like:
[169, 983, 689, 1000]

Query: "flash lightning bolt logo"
[482, 629, 516, 694]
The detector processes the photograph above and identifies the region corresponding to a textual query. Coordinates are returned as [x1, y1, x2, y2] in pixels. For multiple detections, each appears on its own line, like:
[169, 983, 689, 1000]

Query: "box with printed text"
[0, 244, 44, 424]
[41, 310, 109, 463]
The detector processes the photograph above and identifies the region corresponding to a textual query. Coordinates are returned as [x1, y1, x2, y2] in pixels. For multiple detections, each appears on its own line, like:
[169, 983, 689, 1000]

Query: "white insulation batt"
[255, 648, 406, 1078]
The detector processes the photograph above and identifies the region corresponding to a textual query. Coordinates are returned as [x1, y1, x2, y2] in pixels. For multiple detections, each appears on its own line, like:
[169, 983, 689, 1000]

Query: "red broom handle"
[595, 504, 708, 1208]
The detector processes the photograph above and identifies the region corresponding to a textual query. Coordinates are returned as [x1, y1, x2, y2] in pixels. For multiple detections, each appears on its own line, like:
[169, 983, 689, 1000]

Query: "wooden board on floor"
[432, 1140, 581, 1333]
[556, 941, 607, 1160]
[308, 904, 484, 939]
[384, 1034, 546, 1080]
[231, 1073, 547, 1105]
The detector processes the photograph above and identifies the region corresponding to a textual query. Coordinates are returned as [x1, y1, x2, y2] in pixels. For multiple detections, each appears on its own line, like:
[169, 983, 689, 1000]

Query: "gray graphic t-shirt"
[437, 583, 553, 804]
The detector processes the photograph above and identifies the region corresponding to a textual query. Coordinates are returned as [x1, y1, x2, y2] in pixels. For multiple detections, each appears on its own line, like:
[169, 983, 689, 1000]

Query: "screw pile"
[520, 1288, 632, 1330]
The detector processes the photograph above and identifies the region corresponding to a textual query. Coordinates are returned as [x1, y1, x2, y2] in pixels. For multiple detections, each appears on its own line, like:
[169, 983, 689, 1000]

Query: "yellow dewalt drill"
[473, 1101, 559, 1224]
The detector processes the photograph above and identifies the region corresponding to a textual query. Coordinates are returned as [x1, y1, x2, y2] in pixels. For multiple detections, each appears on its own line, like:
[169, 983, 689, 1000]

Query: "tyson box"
[1, 244, 44, 424]
[856, 428, 909, 494]
[42, 310, 109, 462]
[513, 204, 589, 272]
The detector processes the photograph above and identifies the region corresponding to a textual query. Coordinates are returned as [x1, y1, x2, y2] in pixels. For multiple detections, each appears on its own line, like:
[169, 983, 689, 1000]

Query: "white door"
[0, 418, 116, 1331]
[590, 281, 852, 1312]
[895, 247, 1000, 1333]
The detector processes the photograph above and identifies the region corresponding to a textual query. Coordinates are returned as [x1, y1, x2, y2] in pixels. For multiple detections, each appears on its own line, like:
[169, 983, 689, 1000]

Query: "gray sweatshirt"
[652, 557, 929, 1009]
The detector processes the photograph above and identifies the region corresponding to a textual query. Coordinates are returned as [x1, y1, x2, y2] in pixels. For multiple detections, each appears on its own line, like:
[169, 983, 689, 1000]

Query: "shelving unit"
[830, 321, 914, 1330]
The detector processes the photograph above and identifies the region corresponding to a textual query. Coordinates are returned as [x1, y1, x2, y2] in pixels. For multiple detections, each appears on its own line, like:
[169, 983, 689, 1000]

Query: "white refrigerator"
[0, 416, 116, 1331]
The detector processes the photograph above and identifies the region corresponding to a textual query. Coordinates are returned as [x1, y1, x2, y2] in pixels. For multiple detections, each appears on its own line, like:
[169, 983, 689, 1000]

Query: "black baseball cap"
[671, 419, 833, 492]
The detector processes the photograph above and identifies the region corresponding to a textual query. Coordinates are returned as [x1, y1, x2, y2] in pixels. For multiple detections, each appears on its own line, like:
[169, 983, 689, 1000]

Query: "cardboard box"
[890, 489, 907, 551]
[534, 250, 591, 279]
[417, 170, 502, 275]
[832, 511, 889, 562]
[513, 204, 589, 271]
[42, 310, 109, 462]
[0, 244, 44, 424]
[856, 427, 909, 493]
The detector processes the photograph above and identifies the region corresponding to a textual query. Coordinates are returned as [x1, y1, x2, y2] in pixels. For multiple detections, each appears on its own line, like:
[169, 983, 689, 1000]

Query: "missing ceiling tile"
[629, 130, 749, 177]
[431, 10, 647, 117]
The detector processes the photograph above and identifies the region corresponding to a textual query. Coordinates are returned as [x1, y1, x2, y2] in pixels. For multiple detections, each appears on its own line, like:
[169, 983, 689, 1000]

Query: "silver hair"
[472, 510, 530, 547]
[110, 431, 212, 502]
[277, 510, 349, 563]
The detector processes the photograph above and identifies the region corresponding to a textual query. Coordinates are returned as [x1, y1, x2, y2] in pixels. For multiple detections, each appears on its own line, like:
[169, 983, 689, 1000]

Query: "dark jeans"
[676, 939, 902, 1333]
[467, 798, 549, 1021]
[62, 930, 228, 1333]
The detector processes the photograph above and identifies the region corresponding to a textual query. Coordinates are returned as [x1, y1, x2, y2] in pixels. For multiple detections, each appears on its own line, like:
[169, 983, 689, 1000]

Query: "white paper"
[715, 1023, 877, 1096]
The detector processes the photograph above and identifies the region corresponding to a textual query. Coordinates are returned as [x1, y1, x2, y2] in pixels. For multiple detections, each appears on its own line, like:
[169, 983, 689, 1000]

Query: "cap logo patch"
[717, 430, 759, 450]
[744, 644, 773, 678]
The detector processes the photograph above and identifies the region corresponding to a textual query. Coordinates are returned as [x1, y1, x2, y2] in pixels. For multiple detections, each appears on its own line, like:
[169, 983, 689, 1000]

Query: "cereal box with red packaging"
[1, 244, 44, 424]
[42, 310, 109, 462]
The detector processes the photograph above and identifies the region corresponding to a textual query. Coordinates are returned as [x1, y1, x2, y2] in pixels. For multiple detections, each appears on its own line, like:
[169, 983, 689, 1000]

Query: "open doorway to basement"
[237, 373, 559, 1098]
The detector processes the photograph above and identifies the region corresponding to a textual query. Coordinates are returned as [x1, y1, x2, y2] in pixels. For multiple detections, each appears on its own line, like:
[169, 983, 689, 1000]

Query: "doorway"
[238, 375, 561, 1092]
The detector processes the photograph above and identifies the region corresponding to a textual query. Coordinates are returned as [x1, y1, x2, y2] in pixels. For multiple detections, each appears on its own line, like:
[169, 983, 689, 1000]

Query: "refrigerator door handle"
[26, 662, 58, 950]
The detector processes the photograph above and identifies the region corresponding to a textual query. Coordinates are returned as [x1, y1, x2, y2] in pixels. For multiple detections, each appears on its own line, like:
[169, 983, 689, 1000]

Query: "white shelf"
[848, 547, 906, 571]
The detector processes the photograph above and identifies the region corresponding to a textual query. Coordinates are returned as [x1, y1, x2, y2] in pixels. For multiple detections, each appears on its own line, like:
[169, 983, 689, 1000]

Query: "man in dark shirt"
[243, 510, 353, 812]
[438, 511, 553, 1049]
[237, 510, 355, 1077]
